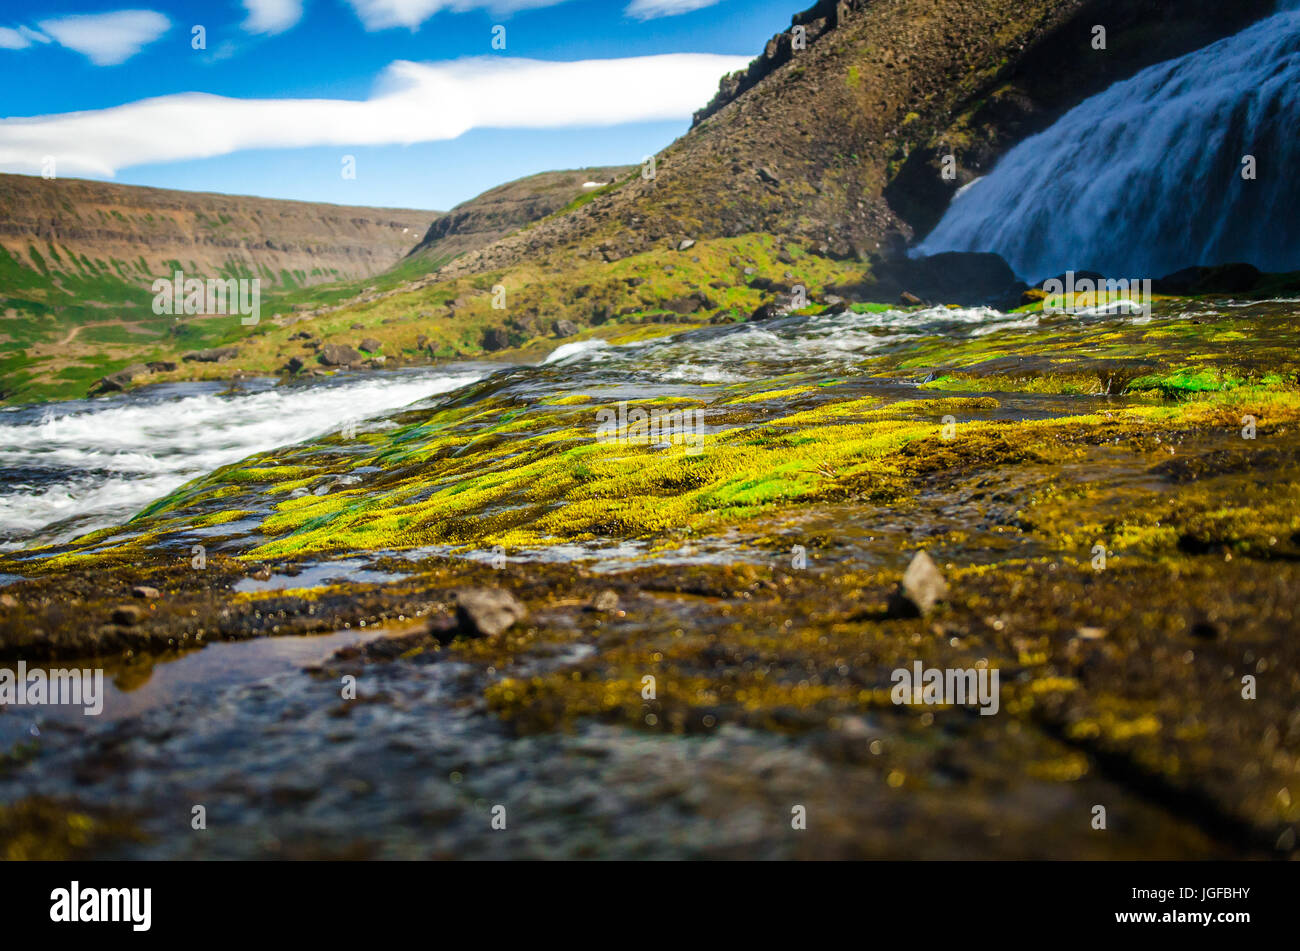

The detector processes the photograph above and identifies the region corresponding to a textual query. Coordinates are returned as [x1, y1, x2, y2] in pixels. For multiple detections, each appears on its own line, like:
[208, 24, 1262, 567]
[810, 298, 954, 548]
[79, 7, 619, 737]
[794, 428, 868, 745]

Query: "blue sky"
[0, 0, 800, 209]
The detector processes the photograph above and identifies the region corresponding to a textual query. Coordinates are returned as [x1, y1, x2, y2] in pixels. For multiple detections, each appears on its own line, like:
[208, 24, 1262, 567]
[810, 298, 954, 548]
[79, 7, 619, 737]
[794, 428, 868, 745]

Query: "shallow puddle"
[0, 627, 385, 745]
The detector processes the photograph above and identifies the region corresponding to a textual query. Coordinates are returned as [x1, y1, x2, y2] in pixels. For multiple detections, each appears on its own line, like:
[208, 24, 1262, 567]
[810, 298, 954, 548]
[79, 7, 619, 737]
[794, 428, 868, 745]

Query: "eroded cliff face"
[0, 173, 436, 288]
[439, 0, 1278, 278]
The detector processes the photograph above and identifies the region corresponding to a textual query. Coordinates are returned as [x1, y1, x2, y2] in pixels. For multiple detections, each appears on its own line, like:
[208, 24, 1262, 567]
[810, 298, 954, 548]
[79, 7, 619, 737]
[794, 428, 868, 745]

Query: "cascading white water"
[915, 4, 1300, 281]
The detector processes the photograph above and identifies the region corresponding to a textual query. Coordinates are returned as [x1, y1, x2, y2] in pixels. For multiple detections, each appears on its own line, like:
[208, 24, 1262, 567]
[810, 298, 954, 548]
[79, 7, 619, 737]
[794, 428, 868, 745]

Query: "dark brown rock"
[319, 344, 362, 366]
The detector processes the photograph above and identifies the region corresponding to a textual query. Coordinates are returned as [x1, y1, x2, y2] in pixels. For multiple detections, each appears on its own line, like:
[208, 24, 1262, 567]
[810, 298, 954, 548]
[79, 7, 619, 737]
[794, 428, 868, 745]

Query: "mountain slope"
[0, 173, 436, 291]
[409, 166, 634, 266]
[438, 0, 1277, 277]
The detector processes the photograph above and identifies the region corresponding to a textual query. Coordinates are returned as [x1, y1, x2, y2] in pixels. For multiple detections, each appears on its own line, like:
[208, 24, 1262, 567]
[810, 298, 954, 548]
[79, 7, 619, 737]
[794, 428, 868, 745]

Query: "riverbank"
[1, 295, 1296, 858]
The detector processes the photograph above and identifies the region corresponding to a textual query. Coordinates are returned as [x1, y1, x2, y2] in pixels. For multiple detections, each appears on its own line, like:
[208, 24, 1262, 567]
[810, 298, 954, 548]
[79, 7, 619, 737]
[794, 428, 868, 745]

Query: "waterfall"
[914, 5, 1300, 282]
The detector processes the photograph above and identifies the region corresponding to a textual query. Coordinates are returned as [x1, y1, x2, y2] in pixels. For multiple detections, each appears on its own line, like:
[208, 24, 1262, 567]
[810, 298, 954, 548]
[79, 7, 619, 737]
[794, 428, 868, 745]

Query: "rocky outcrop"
[692, 0, 858, 125]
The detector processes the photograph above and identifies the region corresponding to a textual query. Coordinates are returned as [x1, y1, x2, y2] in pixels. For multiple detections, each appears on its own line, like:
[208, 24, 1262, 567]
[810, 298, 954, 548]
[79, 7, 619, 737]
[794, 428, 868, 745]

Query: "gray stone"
[319, 343, 362, 366]
[592, 589, 620, 613]
[887, 551, 949, 618]
[182, 347, 239, 363]
[453, 588, 528, 637]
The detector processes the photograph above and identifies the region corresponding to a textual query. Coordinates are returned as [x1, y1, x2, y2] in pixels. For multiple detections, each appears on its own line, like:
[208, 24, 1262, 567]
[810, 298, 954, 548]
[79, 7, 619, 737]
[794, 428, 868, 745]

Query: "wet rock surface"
[2, 298, 1298, 858]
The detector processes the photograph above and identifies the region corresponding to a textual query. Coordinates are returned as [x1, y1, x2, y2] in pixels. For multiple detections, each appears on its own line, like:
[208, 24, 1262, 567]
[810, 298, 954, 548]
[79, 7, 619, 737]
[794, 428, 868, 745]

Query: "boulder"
[664, 295, 703, 315]
[552, 319, 579, 338]
[886, 551, 949, 618]
[591, 589, 620, 613]
[863, 252, 1025, 309]
[111, 604, 145, 627]
[359, 337, 382, 354]
[481, 327, 510, 351]
[1153, 262, 1264, 296]
[319, 344, 362, 366]
[182, 347, 239, 363]
[453, 588, 528, 637]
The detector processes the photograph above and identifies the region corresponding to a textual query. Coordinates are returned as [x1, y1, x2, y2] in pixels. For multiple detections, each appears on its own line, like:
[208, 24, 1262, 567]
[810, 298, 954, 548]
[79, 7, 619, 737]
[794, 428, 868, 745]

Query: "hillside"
[3, 0, 1285, 406]
[409, 166, 634, 266]
[0, 168, 637, 403]
[438, 0, 1277, 277]
[0, 173, 435, 291]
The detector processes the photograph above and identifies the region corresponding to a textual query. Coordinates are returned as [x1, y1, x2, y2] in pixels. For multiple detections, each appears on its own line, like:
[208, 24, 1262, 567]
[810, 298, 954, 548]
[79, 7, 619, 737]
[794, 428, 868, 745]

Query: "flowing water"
[0, 305, 1061, 556]
[0, 297, 1284, 858]
[0, 365, 492, 552]
[915, 3, 1300, 280]
[3, 3, 1296, 853]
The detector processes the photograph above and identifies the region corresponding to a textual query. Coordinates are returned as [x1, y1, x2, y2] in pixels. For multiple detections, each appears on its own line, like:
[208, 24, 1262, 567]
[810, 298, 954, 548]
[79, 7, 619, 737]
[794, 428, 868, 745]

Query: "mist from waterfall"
[915, 5, 1300, 281]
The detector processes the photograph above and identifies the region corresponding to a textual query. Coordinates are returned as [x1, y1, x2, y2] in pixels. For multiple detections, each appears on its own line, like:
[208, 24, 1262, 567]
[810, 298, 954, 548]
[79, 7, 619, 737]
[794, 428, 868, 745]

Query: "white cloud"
[0, 53, 748, 176]
[37, 10, 170, 66]
[0, 26, 52, 49]
[242, 0, 304, 35]
[625, 0, 722, 20]
[345, 0, 573, 32]
[0, 28, 31, 49]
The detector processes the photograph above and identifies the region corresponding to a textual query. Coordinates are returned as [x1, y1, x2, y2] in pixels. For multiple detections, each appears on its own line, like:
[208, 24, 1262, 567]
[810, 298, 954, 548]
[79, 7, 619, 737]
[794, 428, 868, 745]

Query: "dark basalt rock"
[846, 252, 1026, 309]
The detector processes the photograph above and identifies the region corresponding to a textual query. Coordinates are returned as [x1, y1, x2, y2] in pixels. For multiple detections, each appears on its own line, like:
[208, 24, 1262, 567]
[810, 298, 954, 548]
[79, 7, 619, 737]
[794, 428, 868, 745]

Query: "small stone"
[592, 589, 620, 613]
[453, 588, 528, 637]
[1074, 626, 1107, 640]
[886, 551, 949, 618]
[899, 291, 923, 306]
[251, 566, 272, 581]
[131, 585, 161, 600]
[111, 605, 145, 626]
[0, 594, 17, 609]
[1276, 826, 1296, 852]
[678, 238, 696, 251]
[359, 338, 382, 354]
